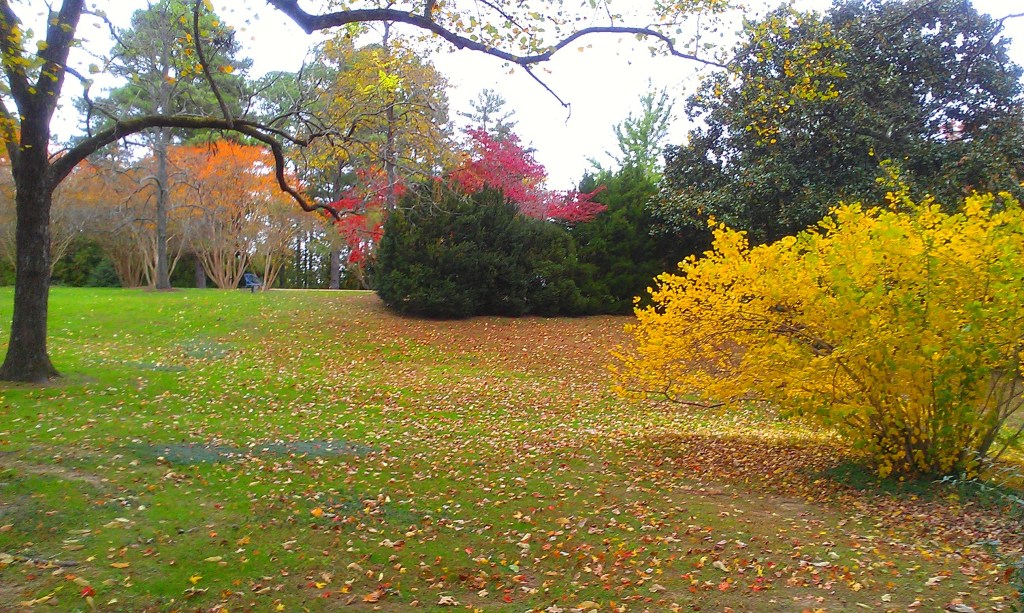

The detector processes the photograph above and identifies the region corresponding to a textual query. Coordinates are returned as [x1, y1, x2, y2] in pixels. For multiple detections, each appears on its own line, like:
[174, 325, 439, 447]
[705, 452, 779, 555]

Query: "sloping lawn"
[0, 288, 1020, 612]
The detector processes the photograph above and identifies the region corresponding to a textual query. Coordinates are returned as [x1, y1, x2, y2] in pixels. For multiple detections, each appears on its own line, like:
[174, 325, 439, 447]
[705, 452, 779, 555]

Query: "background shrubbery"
[573, 165, 701, 314]
[375, 187, 587, 318]
[375, 172, 699, 319]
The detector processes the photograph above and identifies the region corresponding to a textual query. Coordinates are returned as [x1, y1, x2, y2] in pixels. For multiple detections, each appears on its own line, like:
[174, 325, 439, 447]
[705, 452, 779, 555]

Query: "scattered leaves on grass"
[1, 291, 1020, 611]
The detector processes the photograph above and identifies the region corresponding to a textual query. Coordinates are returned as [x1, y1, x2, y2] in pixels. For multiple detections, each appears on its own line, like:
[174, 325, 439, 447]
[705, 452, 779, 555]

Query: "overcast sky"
[51, 0, 1024, 189]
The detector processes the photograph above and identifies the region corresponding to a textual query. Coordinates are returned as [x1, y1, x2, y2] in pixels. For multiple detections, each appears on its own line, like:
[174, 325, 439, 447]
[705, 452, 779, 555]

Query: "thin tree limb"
[264, 2, 726, 69]
[191, 0, 234, 126]
[522, 66, 569, 110]
[48, 116, 348, 221]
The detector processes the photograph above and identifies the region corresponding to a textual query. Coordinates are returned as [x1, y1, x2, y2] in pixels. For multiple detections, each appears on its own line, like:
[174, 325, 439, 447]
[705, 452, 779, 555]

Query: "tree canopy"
[652, 0, 1024, 243]
[86, 0, 250, 289]
[460, 88, 518, 139]
[590, 88, 674, 180]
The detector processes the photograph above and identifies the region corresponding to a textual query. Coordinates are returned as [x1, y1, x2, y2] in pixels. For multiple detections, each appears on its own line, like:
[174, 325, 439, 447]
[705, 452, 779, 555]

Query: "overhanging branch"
[191, 0, 234, 126]
[264, 2, 725, 69]
[49, 116, 348, 221]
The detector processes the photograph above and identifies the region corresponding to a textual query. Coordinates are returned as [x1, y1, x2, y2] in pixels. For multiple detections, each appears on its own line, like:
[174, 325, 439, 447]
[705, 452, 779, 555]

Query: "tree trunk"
[154, 128, 172, 289]
[194, 257, 207, 288]
[0, 173, 58, 382]
[382, 23, 399, 212]
[303, 232, 313, 287]
[330, 249, 341, 289]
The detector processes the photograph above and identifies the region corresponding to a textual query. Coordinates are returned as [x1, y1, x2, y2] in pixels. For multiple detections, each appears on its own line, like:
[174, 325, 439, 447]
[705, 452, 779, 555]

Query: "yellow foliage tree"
[310, 30, 454, 201]
[614, 190, 1024, 478]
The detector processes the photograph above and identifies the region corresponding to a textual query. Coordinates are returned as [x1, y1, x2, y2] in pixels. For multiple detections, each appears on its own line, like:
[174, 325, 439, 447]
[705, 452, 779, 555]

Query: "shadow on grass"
[132, 439, 376, 464]
[815, 460, 1024, 517]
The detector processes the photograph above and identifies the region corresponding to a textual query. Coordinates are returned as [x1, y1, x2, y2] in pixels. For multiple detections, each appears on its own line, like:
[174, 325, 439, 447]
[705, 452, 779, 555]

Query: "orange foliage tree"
[170, 140, 298, 289]
[61, 155, 188, 288]
[1, 154, 88, 272]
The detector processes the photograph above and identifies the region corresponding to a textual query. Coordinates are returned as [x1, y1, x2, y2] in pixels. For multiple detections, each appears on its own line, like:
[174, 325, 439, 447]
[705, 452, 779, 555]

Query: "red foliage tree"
[328, 167, 404, 266]
[450, 129, 605, 223]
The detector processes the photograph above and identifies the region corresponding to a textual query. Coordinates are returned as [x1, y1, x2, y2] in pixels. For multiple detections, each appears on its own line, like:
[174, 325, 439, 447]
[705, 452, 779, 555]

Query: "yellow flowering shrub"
[613, 192, 1024, 477]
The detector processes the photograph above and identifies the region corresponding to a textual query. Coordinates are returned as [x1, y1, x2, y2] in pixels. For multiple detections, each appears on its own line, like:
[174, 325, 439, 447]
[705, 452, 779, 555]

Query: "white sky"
[49, 0, 1024, 189]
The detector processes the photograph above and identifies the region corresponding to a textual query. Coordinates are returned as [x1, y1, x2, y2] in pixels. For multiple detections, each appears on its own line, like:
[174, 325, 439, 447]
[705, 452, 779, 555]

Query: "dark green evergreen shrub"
[572, 165, 702, 314]
[376, 187, 585, 318]
[52, 239, 120, 287]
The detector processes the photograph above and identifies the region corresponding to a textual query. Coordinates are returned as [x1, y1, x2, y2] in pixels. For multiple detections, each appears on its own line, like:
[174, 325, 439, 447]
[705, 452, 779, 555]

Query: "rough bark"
[0, 127, 58, 382]
[0, 0, 83, 382]
[194, 257, 207, 288]
[329, 249, 341, 289]
[154, 128, 172, 289]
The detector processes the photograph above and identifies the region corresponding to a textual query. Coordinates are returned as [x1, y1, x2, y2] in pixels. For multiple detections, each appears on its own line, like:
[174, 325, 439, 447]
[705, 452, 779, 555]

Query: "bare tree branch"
[522, 66, 569, 109]
[476, 0, 528, 33]
[264, 2, 726, 69]
[191, 0, 233, 126]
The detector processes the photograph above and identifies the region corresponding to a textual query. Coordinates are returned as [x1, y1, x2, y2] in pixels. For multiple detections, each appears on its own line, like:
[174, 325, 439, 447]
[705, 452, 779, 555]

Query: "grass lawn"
[0, 288, 1021, 612]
